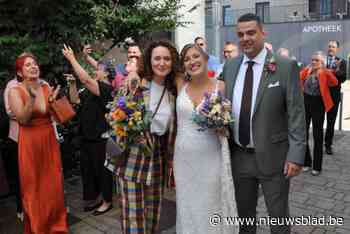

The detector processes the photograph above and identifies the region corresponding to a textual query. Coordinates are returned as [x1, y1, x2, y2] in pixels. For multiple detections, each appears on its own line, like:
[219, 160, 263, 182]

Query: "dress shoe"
[16, 212, 24, 222]
[302, 166, 310, 172]
[84, 201, 103, 212]
[92, 204, 113, 216]
[325, 147, 333, 155]
[311, 170, 320, 176]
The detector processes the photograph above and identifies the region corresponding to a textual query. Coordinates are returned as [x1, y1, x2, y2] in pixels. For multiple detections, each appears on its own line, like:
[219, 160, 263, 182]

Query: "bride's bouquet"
[192, 89, 234, 133]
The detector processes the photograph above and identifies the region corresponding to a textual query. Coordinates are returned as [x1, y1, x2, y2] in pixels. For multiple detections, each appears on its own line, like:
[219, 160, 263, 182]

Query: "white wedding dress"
[174, 84, 239, 234]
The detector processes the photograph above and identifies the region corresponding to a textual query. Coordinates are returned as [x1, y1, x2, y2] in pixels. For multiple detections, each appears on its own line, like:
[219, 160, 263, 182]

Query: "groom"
[223, 14, 306, 234]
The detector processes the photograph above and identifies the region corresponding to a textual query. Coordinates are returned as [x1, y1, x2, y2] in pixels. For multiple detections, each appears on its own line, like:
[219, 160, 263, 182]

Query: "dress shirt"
[232, 47, 267, 147]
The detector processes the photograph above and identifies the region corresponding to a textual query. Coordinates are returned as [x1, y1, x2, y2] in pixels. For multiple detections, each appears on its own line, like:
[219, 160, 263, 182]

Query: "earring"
[184, 72, 192, 81]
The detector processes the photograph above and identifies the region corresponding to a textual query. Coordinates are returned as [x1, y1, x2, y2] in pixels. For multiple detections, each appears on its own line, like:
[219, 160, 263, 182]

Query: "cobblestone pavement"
[1, 82, 350, 234]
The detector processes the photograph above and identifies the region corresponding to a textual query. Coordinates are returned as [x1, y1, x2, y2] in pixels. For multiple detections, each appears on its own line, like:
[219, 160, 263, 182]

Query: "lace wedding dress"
[173, 84, 239, 234]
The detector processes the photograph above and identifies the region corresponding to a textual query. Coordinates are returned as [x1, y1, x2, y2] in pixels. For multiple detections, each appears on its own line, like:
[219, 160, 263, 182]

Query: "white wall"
[174, 0, 206, 51]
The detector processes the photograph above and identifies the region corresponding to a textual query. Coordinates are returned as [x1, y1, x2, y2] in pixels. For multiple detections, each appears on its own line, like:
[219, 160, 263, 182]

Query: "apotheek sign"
[303, 24, 342, 33]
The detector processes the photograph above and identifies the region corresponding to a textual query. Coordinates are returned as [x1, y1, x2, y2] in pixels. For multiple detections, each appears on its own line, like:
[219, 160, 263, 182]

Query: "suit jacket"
[327, 56, 347, 94]
[300, 67, 338, 112]
[223, 52, 306, 175]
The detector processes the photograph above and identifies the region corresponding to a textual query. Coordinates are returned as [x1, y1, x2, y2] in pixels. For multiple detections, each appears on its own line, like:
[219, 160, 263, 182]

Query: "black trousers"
[80, 139, 113, 202]
[304, 94, 325, 171]
[325, 90, 340, 148]
[2, 139, 22, 212]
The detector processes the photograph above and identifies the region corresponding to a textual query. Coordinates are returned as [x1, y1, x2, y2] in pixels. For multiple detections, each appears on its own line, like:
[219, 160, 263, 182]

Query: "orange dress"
[16, 84, 68, 234]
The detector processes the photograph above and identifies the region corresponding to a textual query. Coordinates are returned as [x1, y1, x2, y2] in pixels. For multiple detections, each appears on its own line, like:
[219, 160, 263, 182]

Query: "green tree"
[0, 0, 184, 85]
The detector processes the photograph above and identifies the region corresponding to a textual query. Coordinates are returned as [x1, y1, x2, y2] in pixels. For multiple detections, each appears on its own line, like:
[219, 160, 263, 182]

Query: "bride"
[174, 44, 238, 234]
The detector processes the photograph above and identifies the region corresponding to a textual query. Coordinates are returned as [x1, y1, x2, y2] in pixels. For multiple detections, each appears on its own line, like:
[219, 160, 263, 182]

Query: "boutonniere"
[264, 56, 277, 74]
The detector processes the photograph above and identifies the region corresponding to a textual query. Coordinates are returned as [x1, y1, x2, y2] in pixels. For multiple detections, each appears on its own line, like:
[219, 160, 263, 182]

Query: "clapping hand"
[26, 86, 38, 99]
[62, 44, 76, 62]
[24, 82, 39, 99]
[334, 58, 341, 70]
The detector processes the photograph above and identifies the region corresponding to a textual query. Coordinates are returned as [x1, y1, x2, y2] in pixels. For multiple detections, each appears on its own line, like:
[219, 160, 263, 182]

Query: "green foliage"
[0, 0, 184, 85]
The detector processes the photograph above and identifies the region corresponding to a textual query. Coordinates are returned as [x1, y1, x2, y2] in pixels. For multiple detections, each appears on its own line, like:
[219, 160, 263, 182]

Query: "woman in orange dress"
[8, 53, 68, 234]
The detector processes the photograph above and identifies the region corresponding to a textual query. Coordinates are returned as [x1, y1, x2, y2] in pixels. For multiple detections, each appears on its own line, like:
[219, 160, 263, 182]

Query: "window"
[205, 6, 213, 26]
[223, 5, 234, 26]
[320, 0, 332, 18]
[309, 0, 317, 13]
[256, 2, 270, 23]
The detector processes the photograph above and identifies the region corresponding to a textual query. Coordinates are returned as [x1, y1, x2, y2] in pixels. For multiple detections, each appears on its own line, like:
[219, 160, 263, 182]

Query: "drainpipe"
[212, 0, 222, 60]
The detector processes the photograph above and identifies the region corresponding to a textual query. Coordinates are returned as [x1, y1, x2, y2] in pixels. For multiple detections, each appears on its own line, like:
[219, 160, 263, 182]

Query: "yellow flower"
[211, 104, 221, 114]
[132, 111, 142, 121]
[127, 102, 137, 109]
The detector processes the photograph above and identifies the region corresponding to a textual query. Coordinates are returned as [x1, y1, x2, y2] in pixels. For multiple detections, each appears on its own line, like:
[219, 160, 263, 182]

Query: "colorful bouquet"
[192, 89, 233, 133]
[105, 88, 153, 155]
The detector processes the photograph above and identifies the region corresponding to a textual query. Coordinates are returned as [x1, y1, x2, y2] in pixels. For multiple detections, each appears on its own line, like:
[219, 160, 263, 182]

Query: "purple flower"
[117, 97, 127, 109]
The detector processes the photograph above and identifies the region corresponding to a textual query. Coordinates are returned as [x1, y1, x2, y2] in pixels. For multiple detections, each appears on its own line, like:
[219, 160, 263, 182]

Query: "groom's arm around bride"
[222, 13, 306, 234]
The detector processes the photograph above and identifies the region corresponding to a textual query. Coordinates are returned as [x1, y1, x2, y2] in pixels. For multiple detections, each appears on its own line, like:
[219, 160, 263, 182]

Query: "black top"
[79, 81, 113, 141]
[304, 74, 321, 96]
[326, 56, 347, 92]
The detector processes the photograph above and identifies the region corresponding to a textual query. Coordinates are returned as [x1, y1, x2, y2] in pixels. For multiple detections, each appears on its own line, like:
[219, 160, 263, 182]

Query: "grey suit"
[223, 52, 306, 234]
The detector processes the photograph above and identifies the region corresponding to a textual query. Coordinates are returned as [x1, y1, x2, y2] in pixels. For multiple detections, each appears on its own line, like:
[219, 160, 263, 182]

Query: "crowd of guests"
[0, 12, 347, 234]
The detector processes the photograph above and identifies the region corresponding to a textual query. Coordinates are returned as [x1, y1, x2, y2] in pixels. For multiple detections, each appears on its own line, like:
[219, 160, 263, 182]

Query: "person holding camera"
[62, 44, 114, 216]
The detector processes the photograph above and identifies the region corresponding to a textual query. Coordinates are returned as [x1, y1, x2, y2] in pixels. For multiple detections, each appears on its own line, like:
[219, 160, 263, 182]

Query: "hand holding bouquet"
[105, 85, 152, 155]
[192, 89, 233, 135]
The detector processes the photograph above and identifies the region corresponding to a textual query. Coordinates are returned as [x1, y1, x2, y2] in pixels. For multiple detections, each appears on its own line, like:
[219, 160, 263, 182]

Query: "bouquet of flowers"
[192, 89, 233, 133]
[105, 87, 153, 156]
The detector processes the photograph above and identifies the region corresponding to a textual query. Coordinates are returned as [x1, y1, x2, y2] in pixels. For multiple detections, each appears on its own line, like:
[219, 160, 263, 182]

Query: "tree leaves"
[0, 0, 184, 83]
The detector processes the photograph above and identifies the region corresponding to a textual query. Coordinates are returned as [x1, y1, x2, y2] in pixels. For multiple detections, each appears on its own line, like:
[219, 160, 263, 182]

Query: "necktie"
[327, 56, 331, 68]
[239, 61, 254, 147]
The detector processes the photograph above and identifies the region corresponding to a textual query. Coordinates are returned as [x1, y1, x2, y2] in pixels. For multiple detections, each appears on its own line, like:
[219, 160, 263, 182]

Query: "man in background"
[223, 41, 239, 60]
[324, 40, 347, 155]
[195, 36, 221, 77]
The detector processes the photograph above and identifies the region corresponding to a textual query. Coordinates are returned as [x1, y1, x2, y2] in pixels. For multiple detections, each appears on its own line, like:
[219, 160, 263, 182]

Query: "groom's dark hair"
[237, 13, 263, 29]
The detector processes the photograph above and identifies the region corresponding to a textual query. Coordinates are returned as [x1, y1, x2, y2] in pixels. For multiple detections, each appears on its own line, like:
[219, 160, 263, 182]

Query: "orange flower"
[112, 109, 127, 121]
[115, 126, 127, 137]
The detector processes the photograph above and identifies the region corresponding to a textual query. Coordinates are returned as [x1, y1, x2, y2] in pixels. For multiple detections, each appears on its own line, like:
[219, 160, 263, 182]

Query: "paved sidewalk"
[1, 129, 349, 234]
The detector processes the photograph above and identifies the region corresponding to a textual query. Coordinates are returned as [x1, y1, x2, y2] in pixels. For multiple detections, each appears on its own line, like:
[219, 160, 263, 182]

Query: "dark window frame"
[222, 5, 234, 26]
[255, 2, 270, 23]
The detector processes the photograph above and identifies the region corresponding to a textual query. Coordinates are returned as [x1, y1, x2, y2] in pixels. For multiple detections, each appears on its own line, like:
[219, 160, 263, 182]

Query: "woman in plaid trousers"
[116, 40, 180, 234]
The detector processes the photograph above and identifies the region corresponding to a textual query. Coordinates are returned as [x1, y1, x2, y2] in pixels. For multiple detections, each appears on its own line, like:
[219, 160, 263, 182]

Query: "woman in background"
[8, 53, 68, 233]
[62, 45, 114, 216]
[300, 51, 338, 176]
